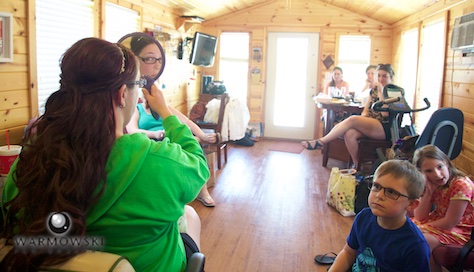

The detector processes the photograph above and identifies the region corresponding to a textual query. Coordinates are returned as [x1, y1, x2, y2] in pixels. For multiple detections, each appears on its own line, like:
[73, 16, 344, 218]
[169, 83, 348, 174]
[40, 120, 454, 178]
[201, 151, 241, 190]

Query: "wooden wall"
[0, 0, 30, 146]
[392, 0, 474, 175]
[201, 0, 393, 124]
[0, 0, 199, 146]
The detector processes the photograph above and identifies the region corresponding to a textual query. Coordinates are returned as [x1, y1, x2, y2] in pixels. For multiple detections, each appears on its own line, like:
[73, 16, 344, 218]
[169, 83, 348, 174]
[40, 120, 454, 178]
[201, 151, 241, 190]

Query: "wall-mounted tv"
[189, 32, 218, 67]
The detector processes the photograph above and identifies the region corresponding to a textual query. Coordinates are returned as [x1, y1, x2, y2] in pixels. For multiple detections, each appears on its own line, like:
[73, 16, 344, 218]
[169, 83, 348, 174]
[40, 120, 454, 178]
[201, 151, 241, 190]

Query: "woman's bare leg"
[322, 116, 386, 142]
[302, 116, 386, 149]
[344, 128, 364, 165]
[185, 205, 201, 249]
[197, 183, 215, 206]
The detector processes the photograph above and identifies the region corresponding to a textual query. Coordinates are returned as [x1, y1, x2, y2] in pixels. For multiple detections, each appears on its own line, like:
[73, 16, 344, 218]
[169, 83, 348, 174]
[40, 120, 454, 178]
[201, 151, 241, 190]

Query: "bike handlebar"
[371, 97, 430, 113]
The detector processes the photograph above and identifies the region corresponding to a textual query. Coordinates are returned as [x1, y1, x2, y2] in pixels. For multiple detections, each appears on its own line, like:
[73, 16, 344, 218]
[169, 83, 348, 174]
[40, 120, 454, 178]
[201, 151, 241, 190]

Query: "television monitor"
[189, 32, 218, 67]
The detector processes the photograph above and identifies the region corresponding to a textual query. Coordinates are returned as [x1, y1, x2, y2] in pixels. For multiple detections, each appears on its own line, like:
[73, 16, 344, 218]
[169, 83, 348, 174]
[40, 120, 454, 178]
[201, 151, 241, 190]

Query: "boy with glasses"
[329, 160, 430, 271]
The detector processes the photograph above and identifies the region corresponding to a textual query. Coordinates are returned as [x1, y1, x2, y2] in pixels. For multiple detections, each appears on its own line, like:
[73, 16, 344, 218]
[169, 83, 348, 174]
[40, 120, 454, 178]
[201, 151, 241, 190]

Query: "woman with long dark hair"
[324, 66, 350, 97]
[1, 37, 208, 271]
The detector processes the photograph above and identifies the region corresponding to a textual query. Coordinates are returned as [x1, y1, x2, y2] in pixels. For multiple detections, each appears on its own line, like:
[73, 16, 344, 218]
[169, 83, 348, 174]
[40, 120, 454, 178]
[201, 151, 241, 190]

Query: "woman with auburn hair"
[1, 38, 208, 271]
[302, 64, 395, 168]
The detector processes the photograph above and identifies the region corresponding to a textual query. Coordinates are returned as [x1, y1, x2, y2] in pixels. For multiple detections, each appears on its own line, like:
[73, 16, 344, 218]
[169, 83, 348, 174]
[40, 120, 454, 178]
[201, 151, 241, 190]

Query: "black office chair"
[187, 252, 206, 272]
[414, 107, 463, 160]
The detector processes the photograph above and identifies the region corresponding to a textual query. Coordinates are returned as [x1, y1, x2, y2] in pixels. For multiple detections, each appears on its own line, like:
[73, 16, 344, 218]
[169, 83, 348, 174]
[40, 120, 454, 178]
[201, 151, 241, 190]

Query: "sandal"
[304, 140, 324, 150]
[196, 195, 216, 207]
[314, 252, 337, 265]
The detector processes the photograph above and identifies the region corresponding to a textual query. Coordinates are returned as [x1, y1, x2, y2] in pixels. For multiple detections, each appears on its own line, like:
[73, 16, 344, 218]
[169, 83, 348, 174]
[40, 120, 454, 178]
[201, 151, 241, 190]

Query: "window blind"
[36, 0, 94, 115]
[104, 3, 140, 43]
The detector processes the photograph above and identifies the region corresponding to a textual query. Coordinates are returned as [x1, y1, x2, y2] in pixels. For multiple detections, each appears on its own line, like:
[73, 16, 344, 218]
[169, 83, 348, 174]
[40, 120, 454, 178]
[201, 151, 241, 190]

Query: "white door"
[264, 32, 319, 140]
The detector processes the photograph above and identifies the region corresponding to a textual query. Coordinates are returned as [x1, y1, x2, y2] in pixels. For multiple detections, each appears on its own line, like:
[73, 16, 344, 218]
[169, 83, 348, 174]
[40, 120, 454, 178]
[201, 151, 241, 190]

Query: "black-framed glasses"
[369, 182, 409, 200]
[127, 77, 147, 88]
[139, 56, 162, 64]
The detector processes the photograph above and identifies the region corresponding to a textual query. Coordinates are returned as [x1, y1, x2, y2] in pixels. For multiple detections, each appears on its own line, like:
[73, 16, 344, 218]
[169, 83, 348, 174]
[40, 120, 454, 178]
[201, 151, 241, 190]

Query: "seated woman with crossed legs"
[301, 64, 395, 168]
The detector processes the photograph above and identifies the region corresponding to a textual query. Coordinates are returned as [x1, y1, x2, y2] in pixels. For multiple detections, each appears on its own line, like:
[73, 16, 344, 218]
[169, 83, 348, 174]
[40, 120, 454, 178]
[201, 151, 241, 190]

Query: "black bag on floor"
[354, 175, 373, 214]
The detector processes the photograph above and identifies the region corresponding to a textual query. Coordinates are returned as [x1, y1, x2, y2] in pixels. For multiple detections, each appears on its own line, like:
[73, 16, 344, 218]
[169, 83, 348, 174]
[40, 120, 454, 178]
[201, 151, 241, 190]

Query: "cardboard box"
[205, 151, 217, 188]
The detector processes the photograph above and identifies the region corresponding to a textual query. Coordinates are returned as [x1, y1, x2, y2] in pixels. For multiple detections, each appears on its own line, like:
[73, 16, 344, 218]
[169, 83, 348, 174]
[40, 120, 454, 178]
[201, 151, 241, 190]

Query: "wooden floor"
[190, 139, 355, 272]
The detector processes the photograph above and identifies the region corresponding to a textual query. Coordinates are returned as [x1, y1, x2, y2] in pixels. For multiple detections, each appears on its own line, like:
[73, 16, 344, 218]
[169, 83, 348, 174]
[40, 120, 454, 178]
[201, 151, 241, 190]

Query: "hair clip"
[117, 45, 126, 74]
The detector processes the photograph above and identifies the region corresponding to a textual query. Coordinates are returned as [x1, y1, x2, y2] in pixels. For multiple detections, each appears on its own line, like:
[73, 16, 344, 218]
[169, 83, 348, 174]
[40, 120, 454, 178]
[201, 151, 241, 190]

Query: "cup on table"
[0, 145, 22, 177]
[328, 87, 335, 97]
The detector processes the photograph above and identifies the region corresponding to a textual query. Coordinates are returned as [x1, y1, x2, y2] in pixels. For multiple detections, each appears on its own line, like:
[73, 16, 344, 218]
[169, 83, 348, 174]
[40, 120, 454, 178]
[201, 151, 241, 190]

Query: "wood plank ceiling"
[151, 0, 442, 24]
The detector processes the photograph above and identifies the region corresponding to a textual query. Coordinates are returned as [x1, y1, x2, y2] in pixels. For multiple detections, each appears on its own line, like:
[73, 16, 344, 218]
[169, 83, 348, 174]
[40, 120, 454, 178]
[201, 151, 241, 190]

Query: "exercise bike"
[370, 84, 430, 163]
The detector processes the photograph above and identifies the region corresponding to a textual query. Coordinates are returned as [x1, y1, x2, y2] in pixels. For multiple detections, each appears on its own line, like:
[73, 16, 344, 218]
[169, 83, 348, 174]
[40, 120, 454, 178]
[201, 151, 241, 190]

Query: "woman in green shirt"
[1, 38, 209, 271]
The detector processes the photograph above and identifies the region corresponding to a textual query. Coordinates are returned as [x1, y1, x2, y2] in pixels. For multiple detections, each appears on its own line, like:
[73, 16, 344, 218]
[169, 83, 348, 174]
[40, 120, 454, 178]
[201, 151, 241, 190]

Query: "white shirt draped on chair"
[221, 97, 250, 141]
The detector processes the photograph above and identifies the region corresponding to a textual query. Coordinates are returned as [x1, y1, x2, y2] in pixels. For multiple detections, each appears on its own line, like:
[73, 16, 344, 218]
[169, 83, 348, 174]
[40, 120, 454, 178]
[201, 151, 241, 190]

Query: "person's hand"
[423, 178, 438, 197]
[366, 79, 375, 89]
[203, 133, 217, 144]
[375, 82, 384, 93]
[141, 84, 172, 119]
[154, 130, 165, 140]
[364, 80, 371, 89]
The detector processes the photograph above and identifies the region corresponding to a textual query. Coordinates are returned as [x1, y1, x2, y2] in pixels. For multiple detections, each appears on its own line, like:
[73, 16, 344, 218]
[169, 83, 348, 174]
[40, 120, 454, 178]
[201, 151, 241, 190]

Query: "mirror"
[118, 32, 166, 119]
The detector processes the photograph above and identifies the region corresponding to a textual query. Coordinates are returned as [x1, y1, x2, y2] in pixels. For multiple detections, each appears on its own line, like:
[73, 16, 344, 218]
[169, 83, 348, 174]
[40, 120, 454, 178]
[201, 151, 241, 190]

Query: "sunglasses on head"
[378, 63, 392, 69]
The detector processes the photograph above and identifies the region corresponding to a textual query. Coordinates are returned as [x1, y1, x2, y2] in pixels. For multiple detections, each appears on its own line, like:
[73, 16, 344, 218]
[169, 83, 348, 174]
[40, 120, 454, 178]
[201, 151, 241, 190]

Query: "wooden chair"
[194, 93, 229, 169]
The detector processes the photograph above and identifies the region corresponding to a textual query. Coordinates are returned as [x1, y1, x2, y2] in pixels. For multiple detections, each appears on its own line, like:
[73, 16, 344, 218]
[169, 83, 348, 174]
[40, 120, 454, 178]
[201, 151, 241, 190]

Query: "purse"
[326, 167, 357, 217]
[354, 175, 372, 214]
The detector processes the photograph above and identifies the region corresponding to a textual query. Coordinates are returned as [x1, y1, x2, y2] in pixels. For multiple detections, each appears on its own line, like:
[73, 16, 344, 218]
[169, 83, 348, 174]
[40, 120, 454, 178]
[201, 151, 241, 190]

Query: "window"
[36, 0, 94, 115]
[104, 3, 140, 42]
[414, 18, 446, 133]
[337, 35, 371, 94]
[219, 32, 249, 104]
